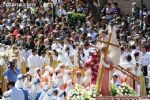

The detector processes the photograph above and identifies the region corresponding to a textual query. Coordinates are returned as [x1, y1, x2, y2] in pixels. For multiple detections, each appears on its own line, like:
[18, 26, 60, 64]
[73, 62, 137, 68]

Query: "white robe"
[29, 84, 41, 100]
[39, 90, 47, 100]
[64, 53, 74, 68]
[63, 74, 72, 83]
[27, 54, 41, 73]
[65, 84, 73, 94]
[43, 94, 53, 100]
[43, 89, 53, 100]
[15, 79, 24, 89]
[23, 79, 33, 91]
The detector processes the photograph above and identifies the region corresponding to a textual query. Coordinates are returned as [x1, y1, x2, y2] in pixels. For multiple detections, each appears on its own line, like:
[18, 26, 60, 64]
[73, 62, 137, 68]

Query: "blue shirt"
[7, 87, 25, 100]
[3, 67, 21, 82]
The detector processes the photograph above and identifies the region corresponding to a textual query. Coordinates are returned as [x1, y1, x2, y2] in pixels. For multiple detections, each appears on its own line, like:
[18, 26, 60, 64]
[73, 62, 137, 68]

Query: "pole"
[140, 0, 144, 29]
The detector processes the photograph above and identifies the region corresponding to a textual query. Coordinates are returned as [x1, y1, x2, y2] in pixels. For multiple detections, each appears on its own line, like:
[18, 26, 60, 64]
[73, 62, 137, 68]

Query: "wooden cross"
[96, 29, 119, 94]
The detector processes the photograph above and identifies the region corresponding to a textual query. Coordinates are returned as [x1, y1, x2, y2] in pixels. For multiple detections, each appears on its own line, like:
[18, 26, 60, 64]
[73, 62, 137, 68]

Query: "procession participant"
[84, 51, 100, 84]
[43, 88, 53, 100]
[63, 70, 72, 83]
[65, 80, 73, 94]
[39, 50, 46, 68]
[15, 74, 24, 89]
[3, 58, 21, 82]
[74, 71, 83, 85]
[39, 84, 50, 100]
[133, 52, 142, 96]
[15, 74, 29, 100]
[14, 51, 27, 74]
[57, 88, 66, 100]
[8, 45, 18, 61]
[52, 67, 61, 81]
[24, 72, 33, 92]
[78, 47, 88, 65]
[29, 78, 41, 100]
[123, 54, 136, 87]
[45, 50, 53, 66]
[34, 68, 43, 86]
[27, 48, 41, 73]
[100, 47, 114, 96]
[64, 47, 74, 68]
[98, 30, 109, 48]
[42, 66, 54, 85]
[62, 38, 74, 54]
[5, 81, 25, 100]
[25, 36, 35, 59]
[110, 73, 121, 87]
[2, 91, 11, 100]
[52, 89, 59, 100]
[55, 73, 64, 88]
[50, 49, 59, 68]
[56, 63, 65, 74]
[119, 46, 129, 66]
[83, 69, 92, 88]
[140, 45, 150, 76]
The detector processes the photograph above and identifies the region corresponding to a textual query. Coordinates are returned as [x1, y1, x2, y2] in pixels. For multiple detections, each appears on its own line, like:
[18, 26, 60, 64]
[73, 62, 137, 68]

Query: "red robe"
[85, 52, 100, 84]
[101, 62, 114, 96]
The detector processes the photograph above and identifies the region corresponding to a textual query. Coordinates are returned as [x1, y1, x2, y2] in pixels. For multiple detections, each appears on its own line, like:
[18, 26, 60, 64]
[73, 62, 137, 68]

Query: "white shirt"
[57, 9, 67, 17]
[140, 52, 150, 66]
[51, 43, 62, 50]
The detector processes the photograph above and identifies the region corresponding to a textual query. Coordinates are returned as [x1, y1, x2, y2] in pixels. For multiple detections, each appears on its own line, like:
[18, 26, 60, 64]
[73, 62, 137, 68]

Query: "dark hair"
[53, 90, 58, 95]
[113, 2, 118, 6]
[32, 48, 37, 53]
[126, 55, 132, 62]
[120, 46, 125, 51]
[134, 52, 140, 58]
[65, 47, 70, 51]
[131, 45, 136, 50]
[142, 45, 148, 51]
[7, 81, 15, 87]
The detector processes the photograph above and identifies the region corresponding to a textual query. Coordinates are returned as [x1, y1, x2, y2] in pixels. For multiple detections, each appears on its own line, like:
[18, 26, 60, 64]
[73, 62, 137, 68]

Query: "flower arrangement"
[110, 83, 136, 96]
[67, 84, 97, 100]
[68, 12, 86, 26]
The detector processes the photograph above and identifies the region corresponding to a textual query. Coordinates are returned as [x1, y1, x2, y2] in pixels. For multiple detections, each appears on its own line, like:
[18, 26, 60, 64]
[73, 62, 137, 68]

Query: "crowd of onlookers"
[0, 0, 150, 99]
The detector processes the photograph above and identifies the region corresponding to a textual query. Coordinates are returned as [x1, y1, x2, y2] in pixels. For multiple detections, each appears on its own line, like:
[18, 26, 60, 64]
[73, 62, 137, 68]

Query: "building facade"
[108, 0, 150, 14]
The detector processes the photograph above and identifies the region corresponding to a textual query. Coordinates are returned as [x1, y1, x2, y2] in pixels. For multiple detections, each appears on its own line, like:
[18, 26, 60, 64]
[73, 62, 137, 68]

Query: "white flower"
[93, 93, 96, 97]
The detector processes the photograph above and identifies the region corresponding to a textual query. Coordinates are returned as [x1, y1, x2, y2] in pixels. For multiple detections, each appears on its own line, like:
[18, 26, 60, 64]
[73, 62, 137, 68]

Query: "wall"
[108, 0, 150, 14]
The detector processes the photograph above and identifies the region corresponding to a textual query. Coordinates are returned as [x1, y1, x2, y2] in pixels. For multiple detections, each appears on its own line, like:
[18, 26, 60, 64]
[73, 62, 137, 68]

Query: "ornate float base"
[96, 96, 150, 100]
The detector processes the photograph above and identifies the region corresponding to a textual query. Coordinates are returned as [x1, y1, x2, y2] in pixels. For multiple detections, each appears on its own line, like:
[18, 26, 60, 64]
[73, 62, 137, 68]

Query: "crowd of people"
[0, 0, 150, 100]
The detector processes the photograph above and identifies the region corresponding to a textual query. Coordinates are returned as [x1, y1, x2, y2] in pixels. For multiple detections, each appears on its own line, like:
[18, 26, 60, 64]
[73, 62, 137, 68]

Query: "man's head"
[113, 75, 118, 82]
[141, 45, 147, 53]
[132, 2, 137, 7]
[99, 30, 107, 39]
[7, 81, 15, 90]
[32, 48, 37, 55]
[9, 57, 17, 69]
